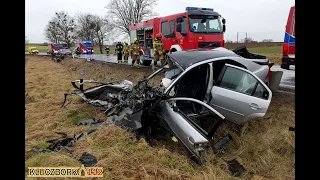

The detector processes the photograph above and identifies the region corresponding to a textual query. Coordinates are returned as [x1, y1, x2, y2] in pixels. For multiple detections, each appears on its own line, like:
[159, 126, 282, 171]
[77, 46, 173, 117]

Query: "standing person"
[131, 38, 141, 68]
[115, 42, 123, 63]
[105, 46, 110, 56]
[153, 33, 165, 70]
[123, 42, 130, 63]
[72, 47, 80, 58]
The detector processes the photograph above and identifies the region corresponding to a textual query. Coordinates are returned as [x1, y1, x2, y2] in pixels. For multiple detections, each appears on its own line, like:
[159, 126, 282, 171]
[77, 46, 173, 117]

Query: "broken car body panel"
[159, 97, 225, 159]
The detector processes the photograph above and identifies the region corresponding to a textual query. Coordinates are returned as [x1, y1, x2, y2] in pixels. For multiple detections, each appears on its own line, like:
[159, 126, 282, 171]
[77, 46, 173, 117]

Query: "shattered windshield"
[189, 15, 222, 34]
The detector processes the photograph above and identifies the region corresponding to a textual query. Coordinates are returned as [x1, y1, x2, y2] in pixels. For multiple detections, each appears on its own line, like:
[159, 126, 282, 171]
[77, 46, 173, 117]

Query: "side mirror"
[176, 23, 182, 33]
[222, 18, 226, 24]
[176, 17, 183, 23]
[223, 25, 226, 32]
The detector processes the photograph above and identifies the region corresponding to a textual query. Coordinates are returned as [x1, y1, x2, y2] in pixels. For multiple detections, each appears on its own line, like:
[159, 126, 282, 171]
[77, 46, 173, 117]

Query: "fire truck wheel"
[142, 60, 152, 66]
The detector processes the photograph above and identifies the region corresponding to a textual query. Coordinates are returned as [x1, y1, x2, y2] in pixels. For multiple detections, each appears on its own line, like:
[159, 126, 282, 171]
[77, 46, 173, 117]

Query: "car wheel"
[281, 64, 289, 70]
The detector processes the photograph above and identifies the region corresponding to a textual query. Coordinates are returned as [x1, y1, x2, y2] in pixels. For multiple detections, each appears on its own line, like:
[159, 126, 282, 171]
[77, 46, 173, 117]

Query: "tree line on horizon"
[43, 0, 158, 54]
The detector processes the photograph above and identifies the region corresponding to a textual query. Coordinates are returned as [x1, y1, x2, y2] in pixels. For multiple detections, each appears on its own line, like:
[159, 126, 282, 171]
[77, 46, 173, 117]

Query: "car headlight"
[92, 50, 94, 52]
[83, 50, 87, 53]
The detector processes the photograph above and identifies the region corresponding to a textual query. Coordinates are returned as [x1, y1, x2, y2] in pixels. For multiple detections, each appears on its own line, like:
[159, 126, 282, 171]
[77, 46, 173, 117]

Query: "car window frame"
[166, 97, 225, 138]
[216, 64, 270, 100]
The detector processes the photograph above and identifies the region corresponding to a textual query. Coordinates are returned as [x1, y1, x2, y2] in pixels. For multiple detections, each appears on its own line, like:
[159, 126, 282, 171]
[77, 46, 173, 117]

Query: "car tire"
[281, 64, 289, 70]
[142, 60, 152, 66]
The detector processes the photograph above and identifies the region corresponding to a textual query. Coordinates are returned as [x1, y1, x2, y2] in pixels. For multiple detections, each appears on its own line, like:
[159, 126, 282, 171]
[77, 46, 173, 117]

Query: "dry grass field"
[25, 56, 294, 180]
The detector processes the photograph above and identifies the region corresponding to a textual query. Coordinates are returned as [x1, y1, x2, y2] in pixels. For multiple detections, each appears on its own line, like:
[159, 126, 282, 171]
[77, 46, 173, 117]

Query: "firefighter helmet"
[134, 38, 138, 42]
[125, 41, 128, 45]
[156, 33, 162, 40]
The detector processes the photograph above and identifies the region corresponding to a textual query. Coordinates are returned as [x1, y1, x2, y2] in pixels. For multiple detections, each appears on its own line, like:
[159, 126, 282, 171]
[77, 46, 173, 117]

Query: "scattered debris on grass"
[79, 152, 97, 167]
[28, 127, 101, 153]
[213, 134, 233, 153]
[76, 117, 103, 126]
[227, 159, 246, 177]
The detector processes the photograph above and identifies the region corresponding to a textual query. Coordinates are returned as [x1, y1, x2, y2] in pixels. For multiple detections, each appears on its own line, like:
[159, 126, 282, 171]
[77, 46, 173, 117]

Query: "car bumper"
[83, 50, 93, 54]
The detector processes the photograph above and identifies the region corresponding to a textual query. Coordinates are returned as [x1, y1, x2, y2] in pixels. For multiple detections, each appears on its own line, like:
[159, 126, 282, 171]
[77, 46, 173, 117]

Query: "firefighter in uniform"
[123, 41, 130, 63]
[131, 38, 141, 68]
[153, 33, 166, 70]
[115, 42, 124, 63]
[105, 46, 110, 56]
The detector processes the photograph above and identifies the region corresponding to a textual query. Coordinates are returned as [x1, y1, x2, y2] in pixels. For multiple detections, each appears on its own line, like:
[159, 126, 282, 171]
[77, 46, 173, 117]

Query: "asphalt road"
[25, 52, 295, 91]
[271, 65, 295, 92]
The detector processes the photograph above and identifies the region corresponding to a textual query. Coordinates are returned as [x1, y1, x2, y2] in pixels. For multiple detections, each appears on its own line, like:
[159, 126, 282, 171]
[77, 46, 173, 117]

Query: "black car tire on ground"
[281, 64, 290, 70]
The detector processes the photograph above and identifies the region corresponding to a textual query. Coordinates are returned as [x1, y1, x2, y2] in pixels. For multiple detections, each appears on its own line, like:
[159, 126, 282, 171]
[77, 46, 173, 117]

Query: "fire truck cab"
[75, 41, 94, 54]
[47, 43, 68, 54]
[129, 7, 226, 66]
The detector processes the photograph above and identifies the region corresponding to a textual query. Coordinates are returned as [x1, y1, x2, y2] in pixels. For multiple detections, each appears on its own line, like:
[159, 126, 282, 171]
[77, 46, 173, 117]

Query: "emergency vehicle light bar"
[186, 7, 214, 11]
[83, 41, 92, 43]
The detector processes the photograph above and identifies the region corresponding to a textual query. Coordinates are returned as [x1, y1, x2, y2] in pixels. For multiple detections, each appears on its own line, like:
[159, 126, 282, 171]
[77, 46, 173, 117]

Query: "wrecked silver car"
[63, 48, 273, 162]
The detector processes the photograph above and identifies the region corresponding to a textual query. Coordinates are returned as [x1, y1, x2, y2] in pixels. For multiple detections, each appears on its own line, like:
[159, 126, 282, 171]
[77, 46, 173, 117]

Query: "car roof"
[167, 48, 240, 70]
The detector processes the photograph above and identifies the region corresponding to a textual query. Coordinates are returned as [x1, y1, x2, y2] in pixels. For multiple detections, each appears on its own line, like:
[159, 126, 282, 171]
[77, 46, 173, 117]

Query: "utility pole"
[245, 32, 248, 43]
[237, 32, 239, 43]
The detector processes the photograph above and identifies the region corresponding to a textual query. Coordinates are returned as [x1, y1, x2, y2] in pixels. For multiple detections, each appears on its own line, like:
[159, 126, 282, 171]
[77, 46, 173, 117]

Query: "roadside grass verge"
[25, 56, 294, 179]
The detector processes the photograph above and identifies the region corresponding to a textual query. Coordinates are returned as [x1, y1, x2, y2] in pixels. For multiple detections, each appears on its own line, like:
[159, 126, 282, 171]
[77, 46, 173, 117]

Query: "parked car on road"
[64, 47, 275, 163]
[28, 47, 39, 54]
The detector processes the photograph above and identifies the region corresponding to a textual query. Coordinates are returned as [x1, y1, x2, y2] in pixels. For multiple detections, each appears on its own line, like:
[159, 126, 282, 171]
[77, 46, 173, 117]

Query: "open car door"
[159, 97, 225, 162]
[209, 64, 272, 125]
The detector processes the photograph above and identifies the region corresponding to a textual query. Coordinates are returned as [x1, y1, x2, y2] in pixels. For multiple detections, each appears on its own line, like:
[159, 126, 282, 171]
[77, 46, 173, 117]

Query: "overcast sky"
[25, 0, 294, 43]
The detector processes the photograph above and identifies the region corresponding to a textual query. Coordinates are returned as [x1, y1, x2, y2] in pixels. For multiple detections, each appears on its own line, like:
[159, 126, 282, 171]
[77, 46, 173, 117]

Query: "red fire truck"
[47, 42, 68, 54]
[129, 7, 226, 65]
[281, 6, 295, 70]
[75, 41, 94, 54]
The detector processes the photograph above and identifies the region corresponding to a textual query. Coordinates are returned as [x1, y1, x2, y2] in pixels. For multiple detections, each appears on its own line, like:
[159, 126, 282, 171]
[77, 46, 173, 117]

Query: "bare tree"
[48, 11, 76, 47]
[105, 0, 158, 35]
[242, 37, 256, 43]
[261, 39, 274, 42]
[44, 18, 61, 43]
[25, 36, 29, 44]
[91, 16, 115, 54]
[75, 13, 96, 41]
